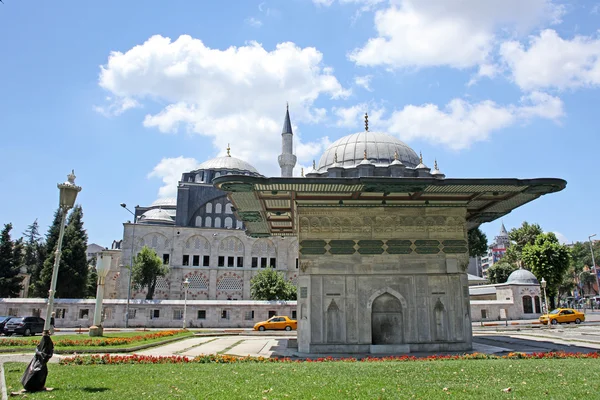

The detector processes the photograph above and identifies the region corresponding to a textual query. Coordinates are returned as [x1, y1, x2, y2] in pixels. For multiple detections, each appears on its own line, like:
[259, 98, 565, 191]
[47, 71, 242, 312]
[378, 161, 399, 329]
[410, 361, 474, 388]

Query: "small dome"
[195, 156, 260, 175]
[139, 209, 174, 224]
[506, 268, 539, 285]
[151, 198, 177, 207]
[317, 132, 419, 172]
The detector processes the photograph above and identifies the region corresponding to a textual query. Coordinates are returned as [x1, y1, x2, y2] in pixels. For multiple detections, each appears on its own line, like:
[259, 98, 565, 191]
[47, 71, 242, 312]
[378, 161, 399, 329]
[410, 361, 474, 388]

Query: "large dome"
[506, 268, 539, 285]
[317, 132, 419, 172]
[195, 156, 260, 175]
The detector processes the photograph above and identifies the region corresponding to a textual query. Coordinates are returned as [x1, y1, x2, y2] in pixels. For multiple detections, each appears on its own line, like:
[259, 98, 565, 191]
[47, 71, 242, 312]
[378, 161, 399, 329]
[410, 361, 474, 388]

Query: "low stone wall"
[0, 298, 297, 329]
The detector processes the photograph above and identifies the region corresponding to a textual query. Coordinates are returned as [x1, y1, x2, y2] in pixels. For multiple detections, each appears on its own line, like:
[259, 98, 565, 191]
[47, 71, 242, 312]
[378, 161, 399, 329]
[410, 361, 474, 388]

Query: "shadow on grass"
[474, 334, 600, 354]
[82, 387, 110, 393]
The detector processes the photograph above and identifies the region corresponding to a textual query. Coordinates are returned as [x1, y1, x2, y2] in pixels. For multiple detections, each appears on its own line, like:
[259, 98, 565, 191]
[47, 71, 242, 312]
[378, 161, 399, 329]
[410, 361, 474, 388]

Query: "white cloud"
[354, 75, 373, 91]
[98, 34, 349, 181]
[500, 29, 600, 91]
[245, 17, 263, 27]
[332, 103, 385, 129]
[313, 0, 335, 6]
[349, 0, 562, 70]
[386, 93, 563, 150]
[148, 156, 201, 198]
[93, 96, 139, 117]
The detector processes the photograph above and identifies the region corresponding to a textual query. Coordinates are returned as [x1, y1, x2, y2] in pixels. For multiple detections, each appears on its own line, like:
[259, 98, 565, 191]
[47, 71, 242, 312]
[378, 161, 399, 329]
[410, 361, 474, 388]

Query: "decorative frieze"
[299, 239, 469, 256]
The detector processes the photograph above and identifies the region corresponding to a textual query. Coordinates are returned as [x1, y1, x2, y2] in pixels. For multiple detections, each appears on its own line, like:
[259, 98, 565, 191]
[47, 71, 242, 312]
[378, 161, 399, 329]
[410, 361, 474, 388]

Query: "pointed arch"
[367, 287, 408, 310]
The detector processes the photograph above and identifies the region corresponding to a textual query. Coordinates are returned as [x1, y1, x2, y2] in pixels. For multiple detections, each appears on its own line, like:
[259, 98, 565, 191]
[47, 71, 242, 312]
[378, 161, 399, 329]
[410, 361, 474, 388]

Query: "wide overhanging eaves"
[213, 176, 566, 238]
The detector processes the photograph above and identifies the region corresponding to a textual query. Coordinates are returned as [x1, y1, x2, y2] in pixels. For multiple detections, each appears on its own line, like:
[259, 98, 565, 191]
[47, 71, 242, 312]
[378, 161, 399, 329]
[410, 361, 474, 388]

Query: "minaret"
[278, 104, 297, 177]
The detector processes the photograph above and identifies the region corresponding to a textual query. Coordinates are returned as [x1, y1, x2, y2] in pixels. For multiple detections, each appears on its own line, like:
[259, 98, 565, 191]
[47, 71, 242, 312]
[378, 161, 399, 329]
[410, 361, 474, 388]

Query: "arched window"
[225, 203, 233, 214]
[215, 203, 222, 214]
[195, 173, 202, 183]
[205, 203, 212, 214]
[224, 217, 233, 228]
[214, 217, 222, 228]
[205, 216, 212, 228]
[523, 295, 533, 314]
[195, 216, 202, 227]
[214, 171, 221, 179]
[534, 296, 541, 313]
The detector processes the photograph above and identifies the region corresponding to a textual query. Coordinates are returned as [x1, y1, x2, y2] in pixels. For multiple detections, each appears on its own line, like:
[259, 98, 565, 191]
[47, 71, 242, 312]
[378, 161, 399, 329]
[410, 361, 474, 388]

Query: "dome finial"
[434, 159, 438, 170]
[334, 151, 338, 164]
[364, 149, 367, 160]
[226, 143, 231, 157]
[301, 167, 304, 177]
[394, 150, 399, 161]
[312, 159, 316, 169]
[419, 151, 423, 164]
[364, 112, 369, 132]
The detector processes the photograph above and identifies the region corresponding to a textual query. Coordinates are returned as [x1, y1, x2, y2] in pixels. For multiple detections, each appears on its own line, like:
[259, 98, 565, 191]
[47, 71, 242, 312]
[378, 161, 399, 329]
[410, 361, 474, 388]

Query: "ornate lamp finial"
[419, 151, 423, 164]
[334, 152, 338, 164]
[312, 159, 316, 169]
[301, 167, 304, 177]
[394, 150, 399, 161]
[434, 159, 438, 170]
[67, 170, 76, 184]
[226, 143, 231, 157]
[364, 112, 369, 132]
[364, 149, 367, 160]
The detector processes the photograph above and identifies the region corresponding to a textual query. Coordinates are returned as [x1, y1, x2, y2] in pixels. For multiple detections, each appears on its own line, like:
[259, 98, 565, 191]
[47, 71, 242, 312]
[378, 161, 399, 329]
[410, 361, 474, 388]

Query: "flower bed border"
[60, 351, 600, 366]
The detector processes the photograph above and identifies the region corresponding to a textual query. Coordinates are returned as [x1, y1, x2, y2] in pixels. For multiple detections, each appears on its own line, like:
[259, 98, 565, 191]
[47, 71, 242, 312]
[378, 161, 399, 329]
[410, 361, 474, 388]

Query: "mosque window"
[251, 257, 258, 268]
[187, 274, 208, 289]
[192, 255, 200, 267]
[245, 311, 254, 320]
[237, 257, 244, 267]
[197, 310, 206, 319]
[534, 296, 541, 313]
[162, 254, 170, 265]
[195, 173, 202, 182]
[225, 203, 233, 214]
[268, 311, 277, 318]
[261, 258, 268, 268]
[523, 296, 533, 314]
[215, 203, 222, 214]
[215, 217, 222, 228]
[205, 217, 212, 227]
[203, 256, 210, 266]
[173, 309, 183, 320]
[182, 255, 189, 266]
[206, 203, 213, 214]
[270, 258, 276, 268]
[221, 310, 229, 319]
[295, 259, 299, 269]
[150, 310, 160, 319]
[218, 256, 225, 267]
[292, 310, 297, 319]
[228, 256, 235, 267]
[195, 216, 202, 227]
[224, 217, 233, 229]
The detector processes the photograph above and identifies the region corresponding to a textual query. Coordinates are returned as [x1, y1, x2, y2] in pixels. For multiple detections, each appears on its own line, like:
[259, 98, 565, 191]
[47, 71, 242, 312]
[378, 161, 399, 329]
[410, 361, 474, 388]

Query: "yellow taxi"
[539, 308, 585, 325]
[253, 315, 297, 331]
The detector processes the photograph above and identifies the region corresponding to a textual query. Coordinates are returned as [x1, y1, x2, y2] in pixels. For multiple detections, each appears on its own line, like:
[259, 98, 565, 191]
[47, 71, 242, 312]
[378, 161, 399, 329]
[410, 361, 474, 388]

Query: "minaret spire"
[278, 104, 297, 177]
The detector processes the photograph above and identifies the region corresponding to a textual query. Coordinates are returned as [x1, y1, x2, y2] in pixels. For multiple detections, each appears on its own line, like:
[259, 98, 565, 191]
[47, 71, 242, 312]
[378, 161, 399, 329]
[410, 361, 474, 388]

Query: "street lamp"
[121, 203, 137, 329]
[588, 234, 600, 297]
[90, 252, 112, 337]
[22, 171, 80, 392]
[183, 278, 190, 330]
[541, 277, 549, 316]
[45, 171, 82, 333]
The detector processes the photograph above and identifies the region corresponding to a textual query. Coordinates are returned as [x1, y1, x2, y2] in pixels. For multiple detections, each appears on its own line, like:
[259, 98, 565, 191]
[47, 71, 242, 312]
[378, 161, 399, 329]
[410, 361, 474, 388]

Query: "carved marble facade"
[296, 206, 473, 354]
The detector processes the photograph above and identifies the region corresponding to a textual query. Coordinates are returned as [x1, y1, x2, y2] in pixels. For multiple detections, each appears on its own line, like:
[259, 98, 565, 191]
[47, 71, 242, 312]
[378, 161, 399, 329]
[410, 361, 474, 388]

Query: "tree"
[486, 261, 518, 284]
[522, 232, 571, 309]
[504, 222, 543, 264]
[31, 210, 62, 297]
[468, 227, 488, 258]
[250, 268, 297, 301]
[131, 246, 168, 300]
[39, 205, 89, 298]
[0, 224, 24, 297]
[22, 219, 42, 274]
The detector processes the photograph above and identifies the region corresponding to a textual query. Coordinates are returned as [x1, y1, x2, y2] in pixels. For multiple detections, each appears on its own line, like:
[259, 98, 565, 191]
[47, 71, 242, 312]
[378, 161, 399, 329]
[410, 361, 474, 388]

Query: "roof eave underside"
[213, 176, 566, 238]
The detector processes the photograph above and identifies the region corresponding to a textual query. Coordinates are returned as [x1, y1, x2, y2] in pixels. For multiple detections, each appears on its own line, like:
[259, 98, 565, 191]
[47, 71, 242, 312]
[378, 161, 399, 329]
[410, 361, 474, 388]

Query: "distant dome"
[139, 209, 174, 224]
[506, 268, 539, 285]
[317, 132, 419, 172]
[151, 198, 177, 207]
[195, 156, 260, 175]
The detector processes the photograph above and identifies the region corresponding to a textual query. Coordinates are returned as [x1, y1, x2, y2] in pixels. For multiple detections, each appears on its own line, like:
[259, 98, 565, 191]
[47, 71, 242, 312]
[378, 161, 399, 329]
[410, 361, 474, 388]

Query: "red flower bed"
[1, 330, 183, 348]
[59, 351, 600, 366]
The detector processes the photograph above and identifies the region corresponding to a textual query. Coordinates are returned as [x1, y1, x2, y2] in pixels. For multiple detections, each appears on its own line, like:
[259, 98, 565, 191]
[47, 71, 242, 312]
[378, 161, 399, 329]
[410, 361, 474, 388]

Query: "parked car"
[3, 317, 45, 336]
[0, 317, 12, 334]
[253, 315, 297, 331]
[539, 308, 585, 325]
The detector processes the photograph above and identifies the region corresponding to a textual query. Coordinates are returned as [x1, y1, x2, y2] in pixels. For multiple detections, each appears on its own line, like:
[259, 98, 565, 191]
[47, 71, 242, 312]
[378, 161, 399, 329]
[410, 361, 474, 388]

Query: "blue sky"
[1, 0, 599, 247]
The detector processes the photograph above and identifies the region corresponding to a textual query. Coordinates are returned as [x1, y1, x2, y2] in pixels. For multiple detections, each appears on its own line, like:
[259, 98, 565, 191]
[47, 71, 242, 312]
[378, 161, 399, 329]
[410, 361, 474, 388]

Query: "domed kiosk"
[216, 112, 566, 355]
[507, 268, 540, 285]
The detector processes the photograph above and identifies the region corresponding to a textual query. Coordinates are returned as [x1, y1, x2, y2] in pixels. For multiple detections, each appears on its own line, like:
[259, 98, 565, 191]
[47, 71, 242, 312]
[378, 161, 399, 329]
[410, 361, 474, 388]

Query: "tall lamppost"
[90, 252, 112, 337]
[44, 171, 82, 333]
[121, 203, 137, 329]
[183, 278, 190, 330]
[588, 234, 600, 297]
[541, 277, 549, 316]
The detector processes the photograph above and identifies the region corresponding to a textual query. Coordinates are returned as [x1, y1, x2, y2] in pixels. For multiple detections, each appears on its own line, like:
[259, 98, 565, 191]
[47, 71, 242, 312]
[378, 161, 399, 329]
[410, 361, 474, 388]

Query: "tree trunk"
[146, 277, 156, 300]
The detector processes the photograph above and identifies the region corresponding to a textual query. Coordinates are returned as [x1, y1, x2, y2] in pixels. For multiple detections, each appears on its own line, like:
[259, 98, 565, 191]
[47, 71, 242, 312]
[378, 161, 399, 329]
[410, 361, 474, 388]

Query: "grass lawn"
[0, 330, 193, 353]
[4, 358, 600, 399]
